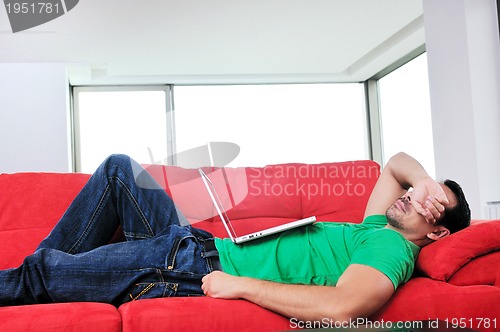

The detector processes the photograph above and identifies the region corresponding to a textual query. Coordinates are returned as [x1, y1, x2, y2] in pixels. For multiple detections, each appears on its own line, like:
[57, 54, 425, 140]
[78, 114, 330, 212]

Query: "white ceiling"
[0, 0, 425, 85]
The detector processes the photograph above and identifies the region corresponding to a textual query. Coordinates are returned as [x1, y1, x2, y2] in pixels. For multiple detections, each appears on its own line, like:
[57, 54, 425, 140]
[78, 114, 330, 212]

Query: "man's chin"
[386, 211, 404, 229]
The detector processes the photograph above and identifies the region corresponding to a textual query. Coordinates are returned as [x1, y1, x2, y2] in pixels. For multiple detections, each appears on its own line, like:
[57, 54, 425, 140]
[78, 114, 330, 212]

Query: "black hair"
[438, 179, 471, 234]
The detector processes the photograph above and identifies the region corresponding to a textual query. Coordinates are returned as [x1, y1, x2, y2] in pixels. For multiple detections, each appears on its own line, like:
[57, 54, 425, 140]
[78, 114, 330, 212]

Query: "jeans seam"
[166, 238, 181, 270]
[130, 283, 155, 301]
[67, 184, 111, 254]
[112, 175, 156, 239]
[156, 269, 169, 297]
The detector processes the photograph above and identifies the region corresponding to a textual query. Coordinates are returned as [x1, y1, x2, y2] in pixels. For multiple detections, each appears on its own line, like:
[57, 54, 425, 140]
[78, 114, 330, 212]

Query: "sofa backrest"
[0, 160, 380, 268]
[144, 160, 380, 237]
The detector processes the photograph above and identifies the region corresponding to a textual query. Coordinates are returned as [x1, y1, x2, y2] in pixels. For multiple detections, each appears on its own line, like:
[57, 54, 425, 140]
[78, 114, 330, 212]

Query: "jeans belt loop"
[202, 239, 223, 272]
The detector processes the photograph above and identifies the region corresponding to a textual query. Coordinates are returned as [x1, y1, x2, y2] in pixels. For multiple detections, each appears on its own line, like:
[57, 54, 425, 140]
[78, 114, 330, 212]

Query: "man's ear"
[427, 227, 450, 241]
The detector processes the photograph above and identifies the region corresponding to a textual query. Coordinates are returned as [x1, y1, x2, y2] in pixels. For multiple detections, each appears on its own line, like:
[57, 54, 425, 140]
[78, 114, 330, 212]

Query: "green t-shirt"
[215, 215, 420, 289]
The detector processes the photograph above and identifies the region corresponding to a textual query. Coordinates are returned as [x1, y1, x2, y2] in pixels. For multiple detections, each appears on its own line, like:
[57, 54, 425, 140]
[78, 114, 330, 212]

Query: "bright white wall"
[423, 0, 500, 218]
[0, 64, 71, 173]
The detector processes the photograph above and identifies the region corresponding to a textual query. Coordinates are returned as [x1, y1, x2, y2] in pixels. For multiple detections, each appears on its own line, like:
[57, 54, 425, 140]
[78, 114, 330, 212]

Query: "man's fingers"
[201, 272, 213, 296]
[434, 192, 449, 206]
[428, 196, 445, 213]
[412, 200, 437, 224]
[428, 195, 450, 222]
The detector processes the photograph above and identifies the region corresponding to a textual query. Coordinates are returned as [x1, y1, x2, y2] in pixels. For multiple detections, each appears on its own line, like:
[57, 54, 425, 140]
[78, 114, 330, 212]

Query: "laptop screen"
[198, 168, 238, 239]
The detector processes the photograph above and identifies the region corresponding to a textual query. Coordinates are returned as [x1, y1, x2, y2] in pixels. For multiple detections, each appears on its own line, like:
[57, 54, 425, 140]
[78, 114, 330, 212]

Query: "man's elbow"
[319, 302, 364, 323]
[320, 293, 386, 324]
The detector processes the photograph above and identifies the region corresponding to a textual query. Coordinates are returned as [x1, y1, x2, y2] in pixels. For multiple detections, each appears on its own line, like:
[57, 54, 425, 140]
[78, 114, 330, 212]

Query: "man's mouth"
[395, 199, 408, 213]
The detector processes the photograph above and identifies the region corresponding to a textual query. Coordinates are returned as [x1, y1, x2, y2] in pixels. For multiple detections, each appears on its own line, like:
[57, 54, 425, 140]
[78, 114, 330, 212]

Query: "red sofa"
[0, 160, 499, 332]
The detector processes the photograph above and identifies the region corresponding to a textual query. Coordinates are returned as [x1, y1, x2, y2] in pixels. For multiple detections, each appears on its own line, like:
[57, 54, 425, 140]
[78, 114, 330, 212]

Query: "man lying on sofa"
[0, 152, 470, 324]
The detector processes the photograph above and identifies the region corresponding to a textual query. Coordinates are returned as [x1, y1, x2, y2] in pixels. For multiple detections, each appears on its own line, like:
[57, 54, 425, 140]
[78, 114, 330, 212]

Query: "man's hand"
[201, 271, 244, 299]
[410, 177, 449, 224]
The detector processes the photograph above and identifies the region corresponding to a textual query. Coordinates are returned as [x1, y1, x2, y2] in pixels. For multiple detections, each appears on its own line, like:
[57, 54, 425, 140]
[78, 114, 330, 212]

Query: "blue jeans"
[0, 154, 218, 306]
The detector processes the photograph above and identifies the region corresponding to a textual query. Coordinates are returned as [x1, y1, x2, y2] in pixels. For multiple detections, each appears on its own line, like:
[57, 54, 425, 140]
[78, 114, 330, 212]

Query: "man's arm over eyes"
[201, 266, 394, 322]
[365, 152, 424, 219]
[364, 152, 446, 221]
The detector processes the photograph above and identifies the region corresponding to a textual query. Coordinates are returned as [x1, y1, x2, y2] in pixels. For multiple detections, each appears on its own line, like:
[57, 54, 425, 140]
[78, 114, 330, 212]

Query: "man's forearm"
[385, 152, 431, 190]
[235, 276, 342, 321]
[203, 272, 346, 321]
[201, 266, 394, 323]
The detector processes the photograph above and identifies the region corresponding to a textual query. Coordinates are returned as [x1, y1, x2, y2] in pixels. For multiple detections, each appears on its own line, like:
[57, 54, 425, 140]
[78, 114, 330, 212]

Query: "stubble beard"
[386, 208, 404, 230]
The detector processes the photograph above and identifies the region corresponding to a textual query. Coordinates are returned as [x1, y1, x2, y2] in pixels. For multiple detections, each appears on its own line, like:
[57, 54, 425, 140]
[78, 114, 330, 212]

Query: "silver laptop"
[198, 168, 316, 244]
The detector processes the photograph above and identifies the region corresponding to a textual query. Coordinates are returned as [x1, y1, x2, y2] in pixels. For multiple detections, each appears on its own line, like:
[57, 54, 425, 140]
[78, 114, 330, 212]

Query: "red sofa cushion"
[119, 297, 292, 332]
[299, 161, 380, 222]
[416, 220, 500, 281]
[0, 172, 91, 269]
[0, 302, 121, 332]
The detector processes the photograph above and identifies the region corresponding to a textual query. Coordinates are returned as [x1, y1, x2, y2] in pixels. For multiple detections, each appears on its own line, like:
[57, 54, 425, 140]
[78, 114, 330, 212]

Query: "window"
[378, 54, 436, 178]
[173, 84, 369, 167]
[73, 86, 171, 173]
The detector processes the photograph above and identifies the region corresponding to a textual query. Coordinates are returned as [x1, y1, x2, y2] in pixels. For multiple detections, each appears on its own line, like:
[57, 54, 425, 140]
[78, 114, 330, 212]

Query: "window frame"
[71, 85, 174, 172]
[364, 47, 427, 167]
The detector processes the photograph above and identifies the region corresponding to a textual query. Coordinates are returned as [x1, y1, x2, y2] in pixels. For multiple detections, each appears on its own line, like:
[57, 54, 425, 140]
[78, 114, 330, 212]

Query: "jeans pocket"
[128, 281, 178, 301]
[165, 235, 199, 271]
